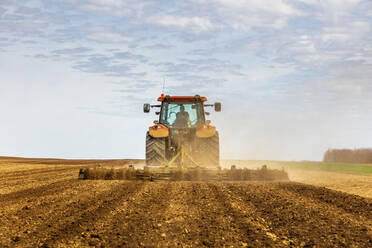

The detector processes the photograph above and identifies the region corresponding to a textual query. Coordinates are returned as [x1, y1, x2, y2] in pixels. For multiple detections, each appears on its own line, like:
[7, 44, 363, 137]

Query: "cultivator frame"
[78, 163, 289, 181]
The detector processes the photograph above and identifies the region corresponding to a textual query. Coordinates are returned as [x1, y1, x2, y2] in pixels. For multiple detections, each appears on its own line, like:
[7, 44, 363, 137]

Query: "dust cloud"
[212, 99, 372, 162]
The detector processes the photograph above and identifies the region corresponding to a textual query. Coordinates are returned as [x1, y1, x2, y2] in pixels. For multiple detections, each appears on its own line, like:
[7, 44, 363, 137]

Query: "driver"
[173, 104, 190, 127]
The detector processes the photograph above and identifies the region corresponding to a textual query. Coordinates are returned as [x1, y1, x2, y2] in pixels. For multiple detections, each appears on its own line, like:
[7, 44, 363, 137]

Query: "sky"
[0, 0, 371, 161]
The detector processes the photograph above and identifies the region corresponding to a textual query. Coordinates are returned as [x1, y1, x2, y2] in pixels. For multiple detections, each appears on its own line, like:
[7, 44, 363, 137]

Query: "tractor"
[143, 94, 221, 170]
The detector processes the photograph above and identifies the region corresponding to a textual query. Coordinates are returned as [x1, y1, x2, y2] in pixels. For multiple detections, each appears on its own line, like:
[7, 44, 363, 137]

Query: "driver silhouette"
[173, 104, 190, 127]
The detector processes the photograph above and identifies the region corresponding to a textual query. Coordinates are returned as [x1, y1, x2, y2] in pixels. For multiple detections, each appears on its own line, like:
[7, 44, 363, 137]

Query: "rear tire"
[197, 132, 220, 166]
[146, 132, 166, 166]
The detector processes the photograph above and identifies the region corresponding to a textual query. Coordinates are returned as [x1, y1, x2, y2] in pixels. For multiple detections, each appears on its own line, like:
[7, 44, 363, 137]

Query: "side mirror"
[143, 103, 150, 113]
[214, 102, 221, 112]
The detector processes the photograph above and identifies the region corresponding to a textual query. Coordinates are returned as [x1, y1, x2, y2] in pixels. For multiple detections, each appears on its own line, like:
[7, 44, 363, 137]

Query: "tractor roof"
[157, 94, 207, 102]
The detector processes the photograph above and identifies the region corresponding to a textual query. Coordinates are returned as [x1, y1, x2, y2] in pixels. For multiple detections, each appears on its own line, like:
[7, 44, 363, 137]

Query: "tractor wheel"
[146, 132, 166, 166]
[198, 132, 220, 166]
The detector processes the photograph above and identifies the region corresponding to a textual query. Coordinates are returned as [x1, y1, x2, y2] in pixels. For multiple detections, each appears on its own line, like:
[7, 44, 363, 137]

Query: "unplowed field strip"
[276, 182, 372, 219]
[0, 167, 79, 178]
[0, 167, 78, 194]
[1, 157, 371, 247]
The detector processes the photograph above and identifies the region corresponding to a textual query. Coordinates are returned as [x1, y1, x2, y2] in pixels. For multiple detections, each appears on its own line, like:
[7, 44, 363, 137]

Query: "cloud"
[72, 60, 145, 77]
[0, 6, 6, 15]
[155, 58, 242, 74]
[346, 47, 372, 64]
[52, 47, 93, 55]
[0, 14, 48, 34]
[144, 57, 246, 94]
[148, 16, 218, 34]
[321, 21, 370, 42]
[190, 0, 300, 31]
[2, 1, 371, 104]
[298, 0, 363, 23]
[14, 6, 42, 15]
[86, 26, 136, 43]
[143, 43, 174, 50]
[6, 0, 366, 83]
[51, 0, 151, 17]
[113, 52, 148, 63]
[112, 79, 157, 89]
[150, 58, 243, 90]
[0, 4, 69, 45]
[33, 53, 61, 60]
[71, 52, 148, 77]
[0, 37, 10, 45]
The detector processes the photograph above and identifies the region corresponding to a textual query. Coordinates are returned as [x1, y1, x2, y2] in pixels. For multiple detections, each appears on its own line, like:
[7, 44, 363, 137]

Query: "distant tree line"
[323, 148, 372, 163]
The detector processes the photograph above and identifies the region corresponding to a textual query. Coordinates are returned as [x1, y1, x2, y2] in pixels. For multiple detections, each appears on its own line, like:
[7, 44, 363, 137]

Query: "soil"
[288, 170, 372, 199]
[1, 157, 371, 247]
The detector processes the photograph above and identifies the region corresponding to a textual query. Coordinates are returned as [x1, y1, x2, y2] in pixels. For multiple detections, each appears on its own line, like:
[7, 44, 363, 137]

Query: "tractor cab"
[144, 94, 221, 129]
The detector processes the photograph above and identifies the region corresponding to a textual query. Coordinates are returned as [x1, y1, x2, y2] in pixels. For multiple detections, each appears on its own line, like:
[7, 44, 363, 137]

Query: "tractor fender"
[149, 124, 169, 138]
[196, 124, 216, 138]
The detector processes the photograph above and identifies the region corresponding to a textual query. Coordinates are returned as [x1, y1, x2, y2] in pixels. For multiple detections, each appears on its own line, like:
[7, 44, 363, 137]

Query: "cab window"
[160, 102, 204, 127]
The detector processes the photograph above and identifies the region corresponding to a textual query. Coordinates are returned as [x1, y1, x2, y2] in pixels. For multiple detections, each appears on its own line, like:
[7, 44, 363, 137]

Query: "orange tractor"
[144, 94, 221, 171]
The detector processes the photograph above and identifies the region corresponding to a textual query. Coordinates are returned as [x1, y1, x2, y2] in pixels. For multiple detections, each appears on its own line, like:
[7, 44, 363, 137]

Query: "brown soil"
[289, 170, 372, 199]
[1, 157, 371, 247]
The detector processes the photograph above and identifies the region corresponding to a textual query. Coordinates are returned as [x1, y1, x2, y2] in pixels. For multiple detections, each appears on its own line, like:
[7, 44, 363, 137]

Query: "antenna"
[162, 77, 166, 94]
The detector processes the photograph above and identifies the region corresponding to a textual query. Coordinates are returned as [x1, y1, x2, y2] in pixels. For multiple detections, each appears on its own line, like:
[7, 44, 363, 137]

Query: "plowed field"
[1, 157, 372, 247]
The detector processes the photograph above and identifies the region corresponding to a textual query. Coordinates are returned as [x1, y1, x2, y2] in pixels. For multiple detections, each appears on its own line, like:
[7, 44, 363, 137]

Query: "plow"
[78, 94, 288, 181]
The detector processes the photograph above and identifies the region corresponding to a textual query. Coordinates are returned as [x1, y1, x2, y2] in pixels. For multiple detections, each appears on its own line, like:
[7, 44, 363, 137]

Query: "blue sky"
[0, 0, 371, 160]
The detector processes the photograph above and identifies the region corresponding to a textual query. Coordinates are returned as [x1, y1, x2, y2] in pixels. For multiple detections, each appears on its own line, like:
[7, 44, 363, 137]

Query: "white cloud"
[290, 35, 316, 53]
[321, 21, 370, 42]
[299, 0, 363, 24]
[299, 0, 361, 6]
[346, 53, 372, 64]
[57, 0, 150, 17]
[148, 16, 218, 34]
[85, 26, 135, 43]
[191, 0, 300, 31]
[87, 31, 134, 43]
[194, 0, 297, 15]
[0, 6, 7, 15]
